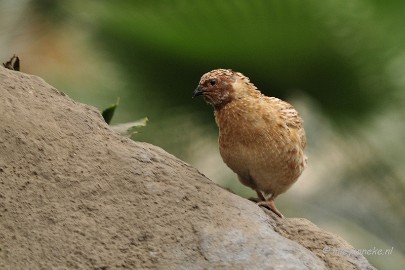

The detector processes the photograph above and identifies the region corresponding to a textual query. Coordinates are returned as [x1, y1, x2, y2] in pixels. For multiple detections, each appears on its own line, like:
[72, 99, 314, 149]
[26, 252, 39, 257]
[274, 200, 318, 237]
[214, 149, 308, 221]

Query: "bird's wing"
[264, 96, 307, 149]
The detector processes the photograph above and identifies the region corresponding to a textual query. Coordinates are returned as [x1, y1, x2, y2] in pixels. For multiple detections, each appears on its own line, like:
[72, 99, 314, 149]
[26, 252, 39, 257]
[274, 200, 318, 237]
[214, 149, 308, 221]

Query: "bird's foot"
[257, 200, 284, 218]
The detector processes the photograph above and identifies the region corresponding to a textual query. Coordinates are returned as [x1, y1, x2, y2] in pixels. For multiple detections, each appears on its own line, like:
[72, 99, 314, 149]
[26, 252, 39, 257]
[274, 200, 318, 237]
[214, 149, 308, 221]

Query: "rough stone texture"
[0, 67, 375, 269]
[266, 211, 376, 270]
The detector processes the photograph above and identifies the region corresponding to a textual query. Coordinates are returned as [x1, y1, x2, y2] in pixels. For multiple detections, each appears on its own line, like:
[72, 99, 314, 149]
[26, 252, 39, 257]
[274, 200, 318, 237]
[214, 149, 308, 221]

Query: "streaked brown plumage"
[193, 69, 307, 218]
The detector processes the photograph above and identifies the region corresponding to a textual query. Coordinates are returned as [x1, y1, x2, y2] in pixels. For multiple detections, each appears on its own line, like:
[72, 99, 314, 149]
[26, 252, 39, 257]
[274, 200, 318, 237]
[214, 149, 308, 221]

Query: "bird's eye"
[209, 79, 217, 86]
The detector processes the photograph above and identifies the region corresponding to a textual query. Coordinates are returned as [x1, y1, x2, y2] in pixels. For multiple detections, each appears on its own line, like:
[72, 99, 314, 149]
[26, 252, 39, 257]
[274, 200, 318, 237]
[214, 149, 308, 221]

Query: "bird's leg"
[256, 191, 284, 218]
[256, 191, 266, 201]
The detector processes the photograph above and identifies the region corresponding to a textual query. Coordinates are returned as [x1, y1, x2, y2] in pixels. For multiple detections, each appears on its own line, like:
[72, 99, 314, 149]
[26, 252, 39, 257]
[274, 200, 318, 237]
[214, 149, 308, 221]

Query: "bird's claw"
[257, 201, 284, 218]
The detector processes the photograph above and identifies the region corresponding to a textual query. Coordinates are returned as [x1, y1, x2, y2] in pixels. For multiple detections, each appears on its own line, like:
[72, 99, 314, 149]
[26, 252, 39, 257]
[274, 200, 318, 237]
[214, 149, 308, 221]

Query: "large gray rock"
[0, 67, 375, 269]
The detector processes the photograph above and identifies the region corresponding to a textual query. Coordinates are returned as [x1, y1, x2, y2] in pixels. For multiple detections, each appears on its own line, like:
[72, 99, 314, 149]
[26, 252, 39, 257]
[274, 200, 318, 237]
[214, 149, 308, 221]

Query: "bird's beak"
[193, 85, 203, 98]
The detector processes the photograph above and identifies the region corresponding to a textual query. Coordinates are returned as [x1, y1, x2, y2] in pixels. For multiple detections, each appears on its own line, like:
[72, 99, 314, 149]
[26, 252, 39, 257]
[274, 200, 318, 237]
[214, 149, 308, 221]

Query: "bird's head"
[193, 69, 257, 109]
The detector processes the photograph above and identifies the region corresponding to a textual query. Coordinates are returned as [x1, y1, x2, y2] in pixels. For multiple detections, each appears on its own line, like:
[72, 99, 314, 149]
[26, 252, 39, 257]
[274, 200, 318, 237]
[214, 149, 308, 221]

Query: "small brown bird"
[193, 69, 307, 218]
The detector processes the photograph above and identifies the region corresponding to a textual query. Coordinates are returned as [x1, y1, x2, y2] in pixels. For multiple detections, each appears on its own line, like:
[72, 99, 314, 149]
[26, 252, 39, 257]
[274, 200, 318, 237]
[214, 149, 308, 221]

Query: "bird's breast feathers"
[215, 96, 297, 147]
[215, 96, 306, 180]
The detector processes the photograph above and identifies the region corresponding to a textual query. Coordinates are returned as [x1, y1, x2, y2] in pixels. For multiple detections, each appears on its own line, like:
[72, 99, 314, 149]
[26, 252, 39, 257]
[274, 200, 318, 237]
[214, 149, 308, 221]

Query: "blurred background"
[1, 0, 404, 268]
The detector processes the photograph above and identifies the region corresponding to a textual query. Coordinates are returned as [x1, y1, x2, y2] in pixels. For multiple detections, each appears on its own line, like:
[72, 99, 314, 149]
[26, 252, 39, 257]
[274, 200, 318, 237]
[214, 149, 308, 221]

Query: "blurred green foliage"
[89, 0, 404, 127]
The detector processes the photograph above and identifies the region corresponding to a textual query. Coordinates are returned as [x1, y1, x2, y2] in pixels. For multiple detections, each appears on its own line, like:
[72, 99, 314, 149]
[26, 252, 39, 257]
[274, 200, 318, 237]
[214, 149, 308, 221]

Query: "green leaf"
[101, 97, 120, 124]
[110, 117, 148, 137]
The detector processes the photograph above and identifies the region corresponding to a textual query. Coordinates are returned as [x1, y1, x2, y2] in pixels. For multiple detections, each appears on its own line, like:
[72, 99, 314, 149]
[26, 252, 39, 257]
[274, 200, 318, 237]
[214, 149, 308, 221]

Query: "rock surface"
[0, 67, 375, 269]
